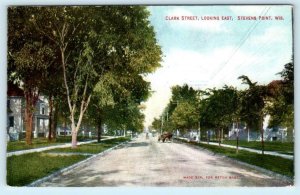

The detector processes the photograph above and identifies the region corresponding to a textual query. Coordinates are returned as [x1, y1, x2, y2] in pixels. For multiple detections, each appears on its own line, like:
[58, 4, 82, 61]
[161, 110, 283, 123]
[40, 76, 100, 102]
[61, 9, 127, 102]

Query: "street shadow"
[126, 142, 149, 148]
[176, 159, 188, 163]
[150, 168, 163, 172]
[46, 169, 122, 187]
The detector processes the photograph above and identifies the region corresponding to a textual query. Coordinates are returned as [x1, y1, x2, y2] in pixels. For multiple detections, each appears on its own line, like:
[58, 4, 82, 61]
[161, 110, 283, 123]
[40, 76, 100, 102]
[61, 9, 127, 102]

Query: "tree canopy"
[8, 6, 162, 146]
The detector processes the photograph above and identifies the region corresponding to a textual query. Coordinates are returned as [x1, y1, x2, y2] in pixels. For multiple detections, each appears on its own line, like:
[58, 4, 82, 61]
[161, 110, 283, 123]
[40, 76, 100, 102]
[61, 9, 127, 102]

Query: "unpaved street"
[39, 135, 292, 187]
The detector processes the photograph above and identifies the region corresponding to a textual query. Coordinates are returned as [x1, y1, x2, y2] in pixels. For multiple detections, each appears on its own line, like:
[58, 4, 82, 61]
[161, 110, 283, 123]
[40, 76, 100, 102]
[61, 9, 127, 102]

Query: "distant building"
[227, 115, 292, 142]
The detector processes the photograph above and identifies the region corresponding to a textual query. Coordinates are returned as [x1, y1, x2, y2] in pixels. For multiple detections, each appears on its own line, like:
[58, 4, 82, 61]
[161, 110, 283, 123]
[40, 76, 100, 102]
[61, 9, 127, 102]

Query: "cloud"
[248, 26, 292, 45]
[143, 42, 291, 127]
[229, 6, 267, 16]
[143, 47, 244, 126]
[144, 6, 293, 128]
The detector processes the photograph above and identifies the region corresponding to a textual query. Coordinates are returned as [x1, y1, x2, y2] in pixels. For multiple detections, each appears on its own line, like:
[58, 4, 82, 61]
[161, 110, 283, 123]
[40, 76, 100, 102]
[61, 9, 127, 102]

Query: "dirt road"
[39, 135, 292, 187]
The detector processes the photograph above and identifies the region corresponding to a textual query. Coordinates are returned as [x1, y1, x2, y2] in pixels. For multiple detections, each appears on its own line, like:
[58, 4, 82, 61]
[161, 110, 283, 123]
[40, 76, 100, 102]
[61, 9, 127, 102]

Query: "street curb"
[174, 139, 294, 185]
[26, 140, 130, 187]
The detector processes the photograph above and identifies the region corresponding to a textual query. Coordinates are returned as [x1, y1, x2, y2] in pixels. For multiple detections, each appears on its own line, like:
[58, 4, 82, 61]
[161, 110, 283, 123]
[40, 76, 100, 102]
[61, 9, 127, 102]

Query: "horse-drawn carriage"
[158, 132, 173, 142]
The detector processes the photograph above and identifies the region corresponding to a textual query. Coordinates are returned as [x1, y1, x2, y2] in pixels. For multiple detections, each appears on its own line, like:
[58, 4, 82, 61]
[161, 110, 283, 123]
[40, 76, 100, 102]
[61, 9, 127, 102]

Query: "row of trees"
[152, 62, 294, 153]
[8, 6, 162, 147]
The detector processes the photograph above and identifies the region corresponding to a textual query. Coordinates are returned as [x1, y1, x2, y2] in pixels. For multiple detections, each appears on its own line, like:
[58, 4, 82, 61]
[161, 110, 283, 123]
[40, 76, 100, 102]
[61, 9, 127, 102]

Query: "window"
[7, 100, 10, 108]
[9, 116, 14, 127]
[40, 104, 45, 115]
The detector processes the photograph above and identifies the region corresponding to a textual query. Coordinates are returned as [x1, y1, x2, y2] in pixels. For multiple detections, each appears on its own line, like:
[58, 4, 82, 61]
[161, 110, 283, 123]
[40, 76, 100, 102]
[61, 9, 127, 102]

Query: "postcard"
[6, 5, 294, 188]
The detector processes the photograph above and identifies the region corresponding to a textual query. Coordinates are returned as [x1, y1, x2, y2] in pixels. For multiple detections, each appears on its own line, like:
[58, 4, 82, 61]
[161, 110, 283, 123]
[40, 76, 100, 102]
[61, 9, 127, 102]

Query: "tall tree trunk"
[198, 121, 201, 143]
[261, 117, 265, 155]
[221, 128, 223, 143]
[24, 87, 39, 145]
[218, 128, 221, 146]
[247, 126, 249, 142]
[60, 44, 91, 149]
[236, 121, 239, 154]
[25, 107, 33, 145]
[97, 117, 102, 143]
[52, 103, 58, 140]
[71, 130, 77, 148]
[48, 94, 53, 141]
[63, 121, 66, 137]
[207, 130, 210, 144]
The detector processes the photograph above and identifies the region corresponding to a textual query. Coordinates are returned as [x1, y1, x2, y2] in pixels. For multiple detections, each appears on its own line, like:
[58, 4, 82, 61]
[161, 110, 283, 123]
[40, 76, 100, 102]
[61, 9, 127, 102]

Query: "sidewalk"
[7, 136, 123, 157]
[176, 137, 293, 160]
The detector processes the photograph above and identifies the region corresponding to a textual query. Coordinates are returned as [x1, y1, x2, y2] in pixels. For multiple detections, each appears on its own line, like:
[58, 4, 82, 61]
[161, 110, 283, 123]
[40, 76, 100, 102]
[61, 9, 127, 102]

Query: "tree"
[266, 61, 294, 141]
[87, 70, 151, 142]
[279, 62, 294, 105]
[38, 53, 64, 141]
[151, 117, 162, 132]
[238, 75, 268, 154]
[199, 86, 239, 146]
[104, 100, 145, 136]
[158, 84, 199, 135]
[86, 74, 115, 142]
[170, 101, 199, 135]
[8, 7, 56, 144]
[168, 84, 199, 116]
[29, 6, 162, 148]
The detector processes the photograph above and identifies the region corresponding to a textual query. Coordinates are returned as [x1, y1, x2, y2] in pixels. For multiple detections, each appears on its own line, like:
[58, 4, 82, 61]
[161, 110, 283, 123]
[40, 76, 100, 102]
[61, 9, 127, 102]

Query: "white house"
[7, 82, 49, 141]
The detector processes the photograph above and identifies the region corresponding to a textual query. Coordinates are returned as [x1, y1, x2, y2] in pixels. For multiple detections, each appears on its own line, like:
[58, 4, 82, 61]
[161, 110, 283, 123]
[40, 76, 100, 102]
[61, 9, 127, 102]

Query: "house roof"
[7, 82, 24, 97]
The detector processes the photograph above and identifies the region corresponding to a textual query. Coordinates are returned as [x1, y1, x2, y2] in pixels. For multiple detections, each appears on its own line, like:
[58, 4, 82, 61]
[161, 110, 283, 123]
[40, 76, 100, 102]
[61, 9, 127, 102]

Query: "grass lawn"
[7, 138, 63, 152]
[55, 136, 96, 143]
[7, 136, 102, 152]
[7, 137, 130, 186]
[220, 140, 294, 155]
[7, 152, 87, 186]
[176, 138, 294, 178]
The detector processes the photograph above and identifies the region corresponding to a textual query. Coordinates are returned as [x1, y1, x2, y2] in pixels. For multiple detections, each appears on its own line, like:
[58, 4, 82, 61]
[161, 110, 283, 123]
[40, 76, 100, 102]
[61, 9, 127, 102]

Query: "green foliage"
[279, 62, 294, 105]
[8, 7, 57, 87]
[156, 84, 199, 132]
[238, 75, 267, 131]
[7, 136, 95, 152]
[7, 137, 129, 186]
[168, 84, 199, 115]
[170, 101, 199, 131]
[221, 140, 294, 154]
[267, 96, 293, 129]
[7, 153, 87, 186]
[151, 117, 162, 131]
[200, 86, 239, 130]
[7, 138, 61, 152]
[104, 99, 145, 132]
[8, 6, 162, 145]
[267, 62, 294, 129]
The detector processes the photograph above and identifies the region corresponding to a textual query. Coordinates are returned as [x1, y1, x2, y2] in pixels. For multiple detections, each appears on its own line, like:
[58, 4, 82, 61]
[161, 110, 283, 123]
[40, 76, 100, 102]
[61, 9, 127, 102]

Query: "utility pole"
[166, 112, 168, 122]
[198, 121, 201, 143]
[160, 115, 164, 135]
[236, 120, 239, 154]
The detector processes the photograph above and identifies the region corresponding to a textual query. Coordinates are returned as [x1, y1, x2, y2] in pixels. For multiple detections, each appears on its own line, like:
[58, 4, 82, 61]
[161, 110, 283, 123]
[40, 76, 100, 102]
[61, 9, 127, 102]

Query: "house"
[7, 82, 24, 141]
[33, 96, 49, 138]
[227, 115, 291, 142]
[7, 82, 49, 141]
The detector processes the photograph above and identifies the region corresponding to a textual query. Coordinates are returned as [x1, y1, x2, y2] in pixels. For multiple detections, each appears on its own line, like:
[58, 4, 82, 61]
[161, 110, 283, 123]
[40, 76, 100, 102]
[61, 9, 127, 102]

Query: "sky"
[142, 5, 293, 128]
